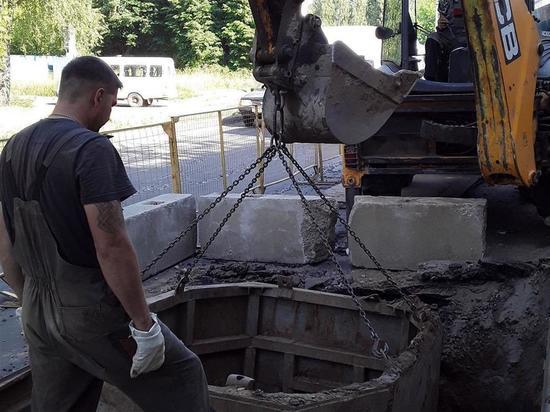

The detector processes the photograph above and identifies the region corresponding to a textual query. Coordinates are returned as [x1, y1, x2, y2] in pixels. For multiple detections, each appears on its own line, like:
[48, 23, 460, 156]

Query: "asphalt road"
[112, 114, 341, 205]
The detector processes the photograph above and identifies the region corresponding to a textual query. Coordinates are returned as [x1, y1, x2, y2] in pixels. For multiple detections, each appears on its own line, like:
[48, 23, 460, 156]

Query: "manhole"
[1, 283, 442, 411]
[144, 282, 441, 411]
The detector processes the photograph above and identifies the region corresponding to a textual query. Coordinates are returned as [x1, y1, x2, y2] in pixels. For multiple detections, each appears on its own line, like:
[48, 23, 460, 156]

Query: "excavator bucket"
[463, 0, 539, 186]
[249, 0, 419, 145]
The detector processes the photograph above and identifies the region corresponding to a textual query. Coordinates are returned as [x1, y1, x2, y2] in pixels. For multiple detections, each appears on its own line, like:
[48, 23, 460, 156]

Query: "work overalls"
[4, 128, 209, 411]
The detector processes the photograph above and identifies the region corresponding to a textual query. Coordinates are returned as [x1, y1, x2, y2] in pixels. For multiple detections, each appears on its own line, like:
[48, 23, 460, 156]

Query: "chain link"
[174, 148, 277, 293]
[140, 87, 416, 361]
[275, 145, 389, 359]
[140, 146, 277, 279]
[279, 144, 419, 314]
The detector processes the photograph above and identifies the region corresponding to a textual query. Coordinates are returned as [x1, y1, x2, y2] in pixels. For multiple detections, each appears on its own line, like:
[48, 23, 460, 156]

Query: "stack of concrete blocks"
[124, 194, 197, 278]
[198, 194, 338, 264]
[349, 196, 487, 269]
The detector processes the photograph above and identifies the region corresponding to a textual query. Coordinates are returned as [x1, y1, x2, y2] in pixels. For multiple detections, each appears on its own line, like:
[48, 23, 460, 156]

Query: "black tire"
[127, 92, 144, 107]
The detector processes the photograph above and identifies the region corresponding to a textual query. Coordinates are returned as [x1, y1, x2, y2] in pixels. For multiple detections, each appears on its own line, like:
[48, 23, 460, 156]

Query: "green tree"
[365, 0, 383, 26]
[94, 0, 174, 56]
[95, 0, 156, 54]
[212, 0, 254, 69]
[10, 0, 105, 56]
[310, 0, 368, 26]
[0, 0, 14, 105]
[415, 0, 436, 44]
[167, 0, 222, 67]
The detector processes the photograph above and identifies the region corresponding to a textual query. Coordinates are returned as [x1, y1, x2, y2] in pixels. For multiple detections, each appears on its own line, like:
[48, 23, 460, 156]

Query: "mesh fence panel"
[173, 110, 223, 196]
[0, 109, 343, 206]
[106, 123, 172, 205]
[173, 107, 260, 197]
[218, 107, 262, 193]
[322, 144, 342, 162]
[260, 126, 320, 187]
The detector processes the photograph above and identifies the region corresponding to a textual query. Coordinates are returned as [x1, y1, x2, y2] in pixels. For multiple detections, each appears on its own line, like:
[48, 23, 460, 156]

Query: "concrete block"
[124, 194, 196, 278]
[198, 194, 337, 264]
[349, 196, 486, 269]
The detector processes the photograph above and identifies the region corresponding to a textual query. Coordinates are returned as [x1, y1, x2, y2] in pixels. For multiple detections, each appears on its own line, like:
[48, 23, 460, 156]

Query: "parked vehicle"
[100, 56, 178, 107]
[238, 89, 264, 127]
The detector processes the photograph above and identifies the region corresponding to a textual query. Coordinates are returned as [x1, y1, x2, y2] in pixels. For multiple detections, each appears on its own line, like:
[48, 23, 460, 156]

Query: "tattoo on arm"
[95, 201, 124, 234]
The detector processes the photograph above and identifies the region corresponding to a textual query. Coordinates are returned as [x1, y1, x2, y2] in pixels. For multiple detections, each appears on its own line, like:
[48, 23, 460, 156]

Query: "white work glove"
[129, 313, 165, 378]
[15, 307, 24, 337]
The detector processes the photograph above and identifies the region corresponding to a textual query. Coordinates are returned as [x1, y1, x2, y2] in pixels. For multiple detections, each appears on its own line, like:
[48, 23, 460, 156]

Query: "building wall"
[9, 55, 70, 83]
[321, 25, 382, 67]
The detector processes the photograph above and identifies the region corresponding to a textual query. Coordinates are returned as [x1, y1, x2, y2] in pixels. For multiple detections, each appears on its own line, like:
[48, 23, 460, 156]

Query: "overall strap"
[30, 128, 90, 200]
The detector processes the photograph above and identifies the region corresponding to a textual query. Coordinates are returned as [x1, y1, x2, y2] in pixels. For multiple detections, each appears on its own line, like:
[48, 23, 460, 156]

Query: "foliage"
[415, 0, 436, 44]
[0, 0, 14, 105]
[379, 0, 402, 65]
[10, 0, 105, 56]
[177, 65, 258, 91]
[12, 80, 57, 97]
[0, 0, 13, 63]
[365, 0, 383, 26]
[167, 0, 222, 67]
[310, 0, 369, 26]
[9, 95, 33, 107]
[95, 0, 158, 55]
[212, 0, 255, 69]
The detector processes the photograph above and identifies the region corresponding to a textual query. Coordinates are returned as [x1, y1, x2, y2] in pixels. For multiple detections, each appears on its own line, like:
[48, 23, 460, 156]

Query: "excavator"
[247, 0, 550, 218]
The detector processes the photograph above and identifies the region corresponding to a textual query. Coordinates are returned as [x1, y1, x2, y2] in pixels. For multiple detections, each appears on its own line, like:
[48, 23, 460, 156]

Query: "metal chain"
[139, 85, 415, 361]
[175, 148, 277, 293]
[140, 146, 277, 279]
[279, 144, 419, 314]
[275, 145, 389, 359]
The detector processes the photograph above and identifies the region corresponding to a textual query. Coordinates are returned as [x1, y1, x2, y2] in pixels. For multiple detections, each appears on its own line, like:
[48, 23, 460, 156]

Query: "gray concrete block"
[124, 194, 196, 278]
[349, 196, 487, 269]
[198, 194, 337, 264]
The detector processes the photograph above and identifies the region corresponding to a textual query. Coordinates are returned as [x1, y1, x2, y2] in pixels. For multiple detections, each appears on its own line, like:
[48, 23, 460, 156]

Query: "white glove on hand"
[15, 307, 24, 337]
[129, 313, 165, 378]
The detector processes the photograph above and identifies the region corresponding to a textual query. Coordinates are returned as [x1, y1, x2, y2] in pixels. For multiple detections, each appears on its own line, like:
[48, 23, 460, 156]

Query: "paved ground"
[0, 90, 246, 140]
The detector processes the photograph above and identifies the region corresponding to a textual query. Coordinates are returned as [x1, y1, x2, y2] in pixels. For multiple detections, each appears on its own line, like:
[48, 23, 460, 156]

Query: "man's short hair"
[58, 56, 123, 102]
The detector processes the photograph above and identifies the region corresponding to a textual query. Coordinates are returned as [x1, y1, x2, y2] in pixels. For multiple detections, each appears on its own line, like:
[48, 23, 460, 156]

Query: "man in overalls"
[0, 56, 209, 411]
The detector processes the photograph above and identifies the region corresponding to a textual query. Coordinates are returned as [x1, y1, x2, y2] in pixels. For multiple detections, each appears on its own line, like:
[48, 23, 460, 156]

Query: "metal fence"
[0, 107, 341, 205]
[107, 106, 341, 204]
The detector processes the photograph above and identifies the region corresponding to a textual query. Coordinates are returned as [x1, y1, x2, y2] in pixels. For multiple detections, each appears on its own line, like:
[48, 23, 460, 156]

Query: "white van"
[100, 56, 178, 107]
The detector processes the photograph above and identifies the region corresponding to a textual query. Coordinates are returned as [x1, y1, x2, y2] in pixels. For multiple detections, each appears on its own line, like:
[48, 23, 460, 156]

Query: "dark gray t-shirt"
[0, 118, 136, 268]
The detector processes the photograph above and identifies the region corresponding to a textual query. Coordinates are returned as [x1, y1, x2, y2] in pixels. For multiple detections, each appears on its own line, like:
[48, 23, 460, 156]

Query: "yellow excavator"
[247, 0, 550, 217]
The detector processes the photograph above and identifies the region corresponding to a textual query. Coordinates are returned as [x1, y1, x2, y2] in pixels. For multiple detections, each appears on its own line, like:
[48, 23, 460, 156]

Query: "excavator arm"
[248, 0, 420, 145]
[463, 0, 539, 186]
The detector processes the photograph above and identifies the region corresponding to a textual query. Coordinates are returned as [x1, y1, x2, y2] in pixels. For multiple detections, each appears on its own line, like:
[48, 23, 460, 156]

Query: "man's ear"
[92, 88, 105, 107]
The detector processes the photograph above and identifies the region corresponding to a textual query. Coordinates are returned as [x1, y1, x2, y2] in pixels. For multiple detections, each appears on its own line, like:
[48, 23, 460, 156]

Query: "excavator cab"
[248, 0, 550, 218]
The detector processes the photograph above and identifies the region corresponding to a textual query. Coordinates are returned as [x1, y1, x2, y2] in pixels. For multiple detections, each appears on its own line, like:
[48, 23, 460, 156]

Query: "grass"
[176, 65, 259, 98]
[9, 96, 34, 108]
[9, 66, 257, 100]
[11, 80, 57, 97]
